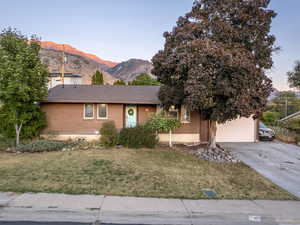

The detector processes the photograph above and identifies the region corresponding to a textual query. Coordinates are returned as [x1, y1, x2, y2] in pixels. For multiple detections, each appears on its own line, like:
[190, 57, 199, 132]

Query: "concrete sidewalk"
[1, 192, 300, 225]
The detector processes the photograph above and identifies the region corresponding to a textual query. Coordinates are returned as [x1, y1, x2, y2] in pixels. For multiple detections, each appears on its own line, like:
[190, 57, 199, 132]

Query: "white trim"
[42, 134, 100, 141]
[158, 133, 199, 143]
[83, 104, 94, 120]
[97, 104, 108, 120]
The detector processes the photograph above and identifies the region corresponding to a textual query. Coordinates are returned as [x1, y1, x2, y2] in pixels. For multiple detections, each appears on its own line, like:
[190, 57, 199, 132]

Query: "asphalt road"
[0, 222, 138, 225]
[0, 222, 149, 225]
[0, 222, 90, 225]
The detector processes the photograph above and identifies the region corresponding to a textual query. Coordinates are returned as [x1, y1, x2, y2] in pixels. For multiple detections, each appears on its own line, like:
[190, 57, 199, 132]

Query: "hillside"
[106, 59, 154, 82]
[40, 41, 154, 83]
[40, 46, 117, 84]
[41, 41, 118, 68]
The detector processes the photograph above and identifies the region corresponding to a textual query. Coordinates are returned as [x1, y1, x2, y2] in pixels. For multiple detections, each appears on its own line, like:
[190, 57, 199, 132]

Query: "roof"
[49, 73, 82, 78]
[45, 85, 160, 104]
[278, 110, 300, 122]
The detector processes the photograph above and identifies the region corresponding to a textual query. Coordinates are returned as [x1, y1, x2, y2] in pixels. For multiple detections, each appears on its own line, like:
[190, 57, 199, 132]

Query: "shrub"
[0, 136, 15, 151]
[119, 125, 158, 148]
[100, 121, 119, 147]
[279, 119, 300, 134]
[16, 140, 66, 153]
[261, 111, 280, 126]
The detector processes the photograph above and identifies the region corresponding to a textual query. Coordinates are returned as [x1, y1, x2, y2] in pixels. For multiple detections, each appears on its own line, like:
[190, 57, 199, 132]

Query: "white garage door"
[216, 117, 257, 142]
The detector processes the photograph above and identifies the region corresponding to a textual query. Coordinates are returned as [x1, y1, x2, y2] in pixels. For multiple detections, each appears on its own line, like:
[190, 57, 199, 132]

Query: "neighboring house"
[41, 85, 258, 143]
[48, 73, 82, 89]
[278, 111, 300, 122]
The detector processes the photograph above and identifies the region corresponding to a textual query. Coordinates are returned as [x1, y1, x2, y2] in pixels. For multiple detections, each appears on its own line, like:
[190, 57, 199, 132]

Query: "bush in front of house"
[100, 121, 119, 147]
[16, 140, 67, 153]
[119, 125, 158, 149]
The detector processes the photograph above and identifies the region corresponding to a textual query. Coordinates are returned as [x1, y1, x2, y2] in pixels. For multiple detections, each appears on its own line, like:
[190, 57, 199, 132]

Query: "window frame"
[97, 103, 108, 120]
[83, 103, 94, 120]
[180, 105, 191, 123]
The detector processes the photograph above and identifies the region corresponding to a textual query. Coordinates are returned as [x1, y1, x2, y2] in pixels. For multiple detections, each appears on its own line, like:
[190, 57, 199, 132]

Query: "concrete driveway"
[223, 141, 300, 199]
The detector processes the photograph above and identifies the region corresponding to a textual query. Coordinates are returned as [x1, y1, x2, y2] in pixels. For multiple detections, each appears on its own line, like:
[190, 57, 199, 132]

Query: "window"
[168, 105, 179, 119]
[84, 104, 94, 119]
[181, 105, 191, 123]
[97, 104, 108, 119]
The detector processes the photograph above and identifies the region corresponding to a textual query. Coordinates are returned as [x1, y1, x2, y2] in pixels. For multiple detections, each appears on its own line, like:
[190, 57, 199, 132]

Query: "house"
[278, 111, 300, 123]
[40, 85, 258, 143]
[48, 73, 82, 89]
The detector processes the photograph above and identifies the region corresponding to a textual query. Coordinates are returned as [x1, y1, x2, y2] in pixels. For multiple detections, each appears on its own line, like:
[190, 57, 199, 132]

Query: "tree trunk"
[15, 123, 23, 146]
[169, 130, 172, 148]
[209, 121, 217, 149]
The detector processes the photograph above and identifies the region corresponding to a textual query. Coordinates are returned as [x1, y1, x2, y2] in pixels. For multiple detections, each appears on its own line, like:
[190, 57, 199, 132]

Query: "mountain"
[39, 41, 154, 84]
[40, 42, 118, 84]
[41, 41, 118, 68]
[106, 59, 154, 82]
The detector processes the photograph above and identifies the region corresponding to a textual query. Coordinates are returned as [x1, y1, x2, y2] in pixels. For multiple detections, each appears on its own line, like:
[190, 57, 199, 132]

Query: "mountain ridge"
[41, 41, 119, 68]
[40, 41, 154, 83]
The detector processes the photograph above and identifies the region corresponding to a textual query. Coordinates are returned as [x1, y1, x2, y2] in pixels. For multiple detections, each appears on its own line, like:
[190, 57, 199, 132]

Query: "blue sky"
[0, 0, 299, 91]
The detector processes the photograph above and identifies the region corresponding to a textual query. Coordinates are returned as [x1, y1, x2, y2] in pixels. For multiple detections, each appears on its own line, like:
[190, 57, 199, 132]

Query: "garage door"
[216, 117, 257, 142]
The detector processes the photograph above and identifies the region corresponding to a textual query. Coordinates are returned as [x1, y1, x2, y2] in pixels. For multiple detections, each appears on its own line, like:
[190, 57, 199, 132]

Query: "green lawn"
[0, 148, 296, 200]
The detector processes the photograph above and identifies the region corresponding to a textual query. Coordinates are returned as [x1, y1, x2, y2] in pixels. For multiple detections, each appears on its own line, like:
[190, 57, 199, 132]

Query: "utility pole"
[61, 44, 65, 87]
[285, 97, 288, 117]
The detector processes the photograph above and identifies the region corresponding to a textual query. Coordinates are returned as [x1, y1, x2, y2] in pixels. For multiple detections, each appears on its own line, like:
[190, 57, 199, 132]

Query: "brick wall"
[41, 103, 124, 134]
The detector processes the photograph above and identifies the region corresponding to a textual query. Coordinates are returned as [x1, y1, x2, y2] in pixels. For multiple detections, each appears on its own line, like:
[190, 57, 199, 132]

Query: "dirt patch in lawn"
[0, 148, 296, 200]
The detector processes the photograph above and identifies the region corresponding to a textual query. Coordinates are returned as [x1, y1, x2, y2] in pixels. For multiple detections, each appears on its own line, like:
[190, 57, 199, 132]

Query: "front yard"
[0, 147, 296, 200]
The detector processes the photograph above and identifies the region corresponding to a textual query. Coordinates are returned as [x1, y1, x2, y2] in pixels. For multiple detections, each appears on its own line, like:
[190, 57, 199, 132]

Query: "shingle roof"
[45, 85, 160, 104]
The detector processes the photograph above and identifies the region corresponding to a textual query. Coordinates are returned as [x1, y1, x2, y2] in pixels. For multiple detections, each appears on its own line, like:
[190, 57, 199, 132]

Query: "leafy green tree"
[113, 80, 126, 85]
[91, 70, 104, 85]
[128, 73, 160, 86]
[288, 61, 300, 89]
[152, 0, 276, 149]
[0, 27, 48, 145]
[270, 92, 300, 118]
[146, 114, 181, 147]
[261, 111, 280, 126]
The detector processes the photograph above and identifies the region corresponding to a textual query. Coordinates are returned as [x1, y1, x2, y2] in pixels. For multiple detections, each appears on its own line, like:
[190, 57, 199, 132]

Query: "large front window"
[84, 104, 94, 119]
[97, 104, 108, 119]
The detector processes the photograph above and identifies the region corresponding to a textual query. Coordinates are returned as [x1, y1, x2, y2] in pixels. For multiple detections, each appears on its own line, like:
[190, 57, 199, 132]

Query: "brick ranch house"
[41, 85, 259, 143]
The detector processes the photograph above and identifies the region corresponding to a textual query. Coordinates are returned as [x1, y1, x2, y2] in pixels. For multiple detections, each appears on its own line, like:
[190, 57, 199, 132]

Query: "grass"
[0, 147, 297, 200]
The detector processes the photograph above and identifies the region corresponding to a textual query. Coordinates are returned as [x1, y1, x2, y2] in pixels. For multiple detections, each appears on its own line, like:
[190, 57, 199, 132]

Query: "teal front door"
[125, 105, 137, 128]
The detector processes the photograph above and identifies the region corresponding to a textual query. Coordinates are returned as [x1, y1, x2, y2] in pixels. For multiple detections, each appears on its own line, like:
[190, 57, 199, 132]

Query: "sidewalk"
[1, 192, 300, 225]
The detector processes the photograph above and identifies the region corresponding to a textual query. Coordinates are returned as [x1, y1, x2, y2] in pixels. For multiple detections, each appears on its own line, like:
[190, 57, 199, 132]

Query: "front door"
[125, 105, 137, 128]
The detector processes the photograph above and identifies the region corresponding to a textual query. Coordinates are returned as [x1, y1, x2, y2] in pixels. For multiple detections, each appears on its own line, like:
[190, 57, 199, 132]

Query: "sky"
[0, 0, 299, 91]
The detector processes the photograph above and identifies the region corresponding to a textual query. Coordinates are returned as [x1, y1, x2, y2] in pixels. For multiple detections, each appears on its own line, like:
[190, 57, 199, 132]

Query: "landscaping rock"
[190, 147, 240, 163]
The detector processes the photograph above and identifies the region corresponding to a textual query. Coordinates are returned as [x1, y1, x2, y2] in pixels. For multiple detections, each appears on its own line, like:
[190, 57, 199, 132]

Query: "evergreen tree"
[91, 70, 104, 85]
[152, 0, 276, 149]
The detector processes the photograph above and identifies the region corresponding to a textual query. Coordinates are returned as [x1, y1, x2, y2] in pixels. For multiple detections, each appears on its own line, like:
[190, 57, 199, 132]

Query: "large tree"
[91, 70, 104, 85]
[128, 73, 160, 86]
[0, 28, 48, 145]
[152, 0, 276, 149]
[287, 61, 300, 89]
